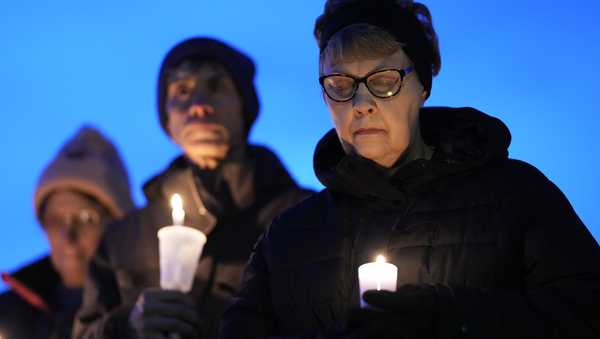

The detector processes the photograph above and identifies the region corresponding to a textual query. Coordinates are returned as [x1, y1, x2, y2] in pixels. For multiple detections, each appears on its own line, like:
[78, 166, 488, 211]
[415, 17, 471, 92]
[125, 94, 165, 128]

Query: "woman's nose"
[352, 83, 376, 116]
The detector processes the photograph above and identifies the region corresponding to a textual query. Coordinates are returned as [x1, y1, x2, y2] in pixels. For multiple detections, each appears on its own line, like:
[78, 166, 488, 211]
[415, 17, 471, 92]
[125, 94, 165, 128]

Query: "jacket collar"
[141, 145, 300, 234]
[314, 107, 511, 202]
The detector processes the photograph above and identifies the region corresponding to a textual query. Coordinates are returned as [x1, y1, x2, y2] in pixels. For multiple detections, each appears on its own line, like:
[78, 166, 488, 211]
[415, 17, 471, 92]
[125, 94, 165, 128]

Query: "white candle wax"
[358, 255, 398, 308]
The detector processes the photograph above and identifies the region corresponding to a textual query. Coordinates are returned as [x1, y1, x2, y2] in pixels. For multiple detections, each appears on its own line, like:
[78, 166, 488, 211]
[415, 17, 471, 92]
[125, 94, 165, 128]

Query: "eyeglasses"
[43, 209, 104, 239]
[319, 67, 414, 102]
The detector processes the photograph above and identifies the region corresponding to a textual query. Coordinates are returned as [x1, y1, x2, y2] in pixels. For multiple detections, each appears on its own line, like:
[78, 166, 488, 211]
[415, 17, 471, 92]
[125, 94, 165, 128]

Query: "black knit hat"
[314, 0, 440, 99]
[157, 37, 260, 138]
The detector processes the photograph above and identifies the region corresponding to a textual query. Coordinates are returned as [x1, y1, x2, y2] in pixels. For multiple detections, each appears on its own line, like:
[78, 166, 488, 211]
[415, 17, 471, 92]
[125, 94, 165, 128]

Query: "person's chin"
[57, 258, 86, 270]
[355, 145, 385, 162]
[60, 272, 85, 288]
[353, 132, 386, 145]
[184, 142, 230, 163]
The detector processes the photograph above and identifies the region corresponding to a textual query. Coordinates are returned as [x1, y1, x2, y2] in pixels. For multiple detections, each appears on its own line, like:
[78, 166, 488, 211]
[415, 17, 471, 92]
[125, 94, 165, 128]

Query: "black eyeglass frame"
[319, 66, 414, 102]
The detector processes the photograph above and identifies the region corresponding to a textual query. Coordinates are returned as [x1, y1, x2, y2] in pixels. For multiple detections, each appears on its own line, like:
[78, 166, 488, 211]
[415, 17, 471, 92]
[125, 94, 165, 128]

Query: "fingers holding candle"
[362, 284, 439, 314]
[129, 288, 202, 339]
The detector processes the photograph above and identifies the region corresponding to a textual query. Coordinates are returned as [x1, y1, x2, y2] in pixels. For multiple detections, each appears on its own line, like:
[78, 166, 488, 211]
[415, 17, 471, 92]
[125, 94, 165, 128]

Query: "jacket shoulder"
[490, 158, 556, 191]
[502, 158, 546, 176]
[481, 158, 578, 217]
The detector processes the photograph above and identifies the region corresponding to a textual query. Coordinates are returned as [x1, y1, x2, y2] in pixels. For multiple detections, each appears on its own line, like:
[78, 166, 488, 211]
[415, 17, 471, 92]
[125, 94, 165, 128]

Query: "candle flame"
[170, 194, 183, 210]
[376, 255, 386, 263]
[170, 194, 185, 226]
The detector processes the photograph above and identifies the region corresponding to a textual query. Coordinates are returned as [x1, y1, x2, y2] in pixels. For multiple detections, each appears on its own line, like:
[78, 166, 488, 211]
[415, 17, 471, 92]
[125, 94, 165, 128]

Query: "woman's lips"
[354, 128, 385, 136]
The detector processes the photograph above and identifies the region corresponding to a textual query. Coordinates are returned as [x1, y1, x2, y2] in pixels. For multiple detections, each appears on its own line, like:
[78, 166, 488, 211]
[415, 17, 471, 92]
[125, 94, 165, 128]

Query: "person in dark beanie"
[0, 126, 135, 339]
[73, 37, 312, 339]
[219, 1, 600, 338]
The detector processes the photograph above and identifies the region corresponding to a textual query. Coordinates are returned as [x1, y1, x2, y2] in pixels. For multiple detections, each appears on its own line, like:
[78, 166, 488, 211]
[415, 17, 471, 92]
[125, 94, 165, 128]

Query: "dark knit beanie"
[314, 0, 440, 99]
[157, 37, 260, 138]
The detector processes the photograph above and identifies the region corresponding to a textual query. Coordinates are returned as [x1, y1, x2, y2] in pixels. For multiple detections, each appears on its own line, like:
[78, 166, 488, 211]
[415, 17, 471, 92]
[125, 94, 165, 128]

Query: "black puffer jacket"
[73, 146, 312, 339]
[220, 107, 600, 338]
[0, 257, 82, 339]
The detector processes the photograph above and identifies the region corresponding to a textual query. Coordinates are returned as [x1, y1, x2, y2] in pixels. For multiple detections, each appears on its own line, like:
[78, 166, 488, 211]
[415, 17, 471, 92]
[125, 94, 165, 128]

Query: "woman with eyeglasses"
[220, 0, 600, 338]
[0, 126, 134, 339]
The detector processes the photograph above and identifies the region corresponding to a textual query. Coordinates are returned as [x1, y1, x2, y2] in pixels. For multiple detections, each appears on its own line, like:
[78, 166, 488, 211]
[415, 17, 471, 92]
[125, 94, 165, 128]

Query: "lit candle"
[160, 194, 206, 293]
[358, 255, 398, 308]
[159, 194, 206, 339]
[170, 193, 185, 226]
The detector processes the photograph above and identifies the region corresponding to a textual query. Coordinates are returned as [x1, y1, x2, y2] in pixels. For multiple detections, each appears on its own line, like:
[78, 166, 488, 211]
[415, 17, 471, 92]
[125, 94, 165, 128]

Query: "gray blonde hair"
[319, 23, 404, 73]
[316, 0, 441, 79]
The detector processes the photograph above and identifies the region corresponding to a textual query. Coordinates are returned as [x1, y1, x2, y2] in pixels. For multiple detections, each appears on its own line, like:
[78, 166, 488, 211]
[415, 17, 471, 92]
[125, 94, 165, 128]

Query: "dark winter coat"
[73, 146, 312, 339]
[220, 107, 600, 338]
[0, 256, 82, 339]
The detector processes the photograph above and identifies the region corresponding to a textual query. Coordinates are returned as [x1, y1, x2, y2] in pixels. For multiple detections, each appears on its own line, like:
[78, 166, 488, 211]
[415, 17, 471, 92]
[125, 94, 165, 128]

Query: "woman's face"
[321, 48, 426, 167]
[41, 190, 108, 288]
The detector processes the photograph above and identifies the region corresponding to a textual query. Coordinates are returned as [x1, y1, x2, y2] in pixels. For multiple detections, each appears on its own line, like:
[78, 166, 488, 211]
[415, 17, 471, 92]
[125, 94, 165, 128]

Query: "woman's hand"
[344, 284, 464, 339]
[129, 287, 204, 339]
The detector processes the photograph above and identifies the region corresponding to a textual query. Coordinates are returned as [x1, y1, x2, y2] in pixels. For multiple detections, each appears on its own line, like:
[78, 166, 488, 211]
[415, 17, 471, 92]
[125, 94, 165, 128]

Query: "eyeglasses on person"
[319, 67, 414, 102]
[43, 209, 104, 238]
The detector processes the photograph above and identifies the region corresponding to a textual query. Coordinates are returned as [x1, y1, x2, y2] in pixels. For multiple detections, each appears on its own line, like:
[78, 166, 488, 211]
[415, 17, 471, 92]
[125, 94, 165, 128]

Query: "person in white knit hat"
[0, 125, 134, 339]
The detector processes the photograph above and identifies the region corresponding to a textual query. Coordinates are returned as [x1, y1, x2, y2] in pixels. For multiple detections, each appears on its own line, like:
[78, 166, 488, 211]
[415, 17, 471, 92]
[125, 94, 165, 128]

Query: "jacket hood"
[314, 107, 511, 200]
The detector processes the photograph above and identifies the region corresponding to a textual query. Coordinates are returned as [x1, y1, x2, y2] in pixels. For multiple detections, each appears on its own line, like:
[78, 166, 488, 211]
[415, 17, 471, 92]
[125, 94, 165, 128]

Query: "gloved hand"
[129, 287, 204, 339]
[343, 284, 462, 339]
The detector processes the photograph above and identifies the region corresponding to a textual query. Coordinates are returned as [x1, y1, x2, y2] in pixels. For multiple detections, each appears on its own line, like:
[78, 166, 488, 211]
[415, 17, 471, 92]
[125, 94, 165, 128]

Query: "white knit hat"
[34, 125, 135, 220]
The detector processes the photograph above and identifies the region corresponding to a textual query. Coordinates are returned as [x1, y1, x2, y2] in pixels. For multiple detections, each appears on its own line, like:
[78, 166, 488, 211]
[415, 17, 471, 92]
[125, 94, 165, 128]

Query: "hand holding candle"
[358, 255, 398, 308]
[157, 194, 207, 339]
